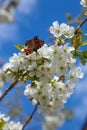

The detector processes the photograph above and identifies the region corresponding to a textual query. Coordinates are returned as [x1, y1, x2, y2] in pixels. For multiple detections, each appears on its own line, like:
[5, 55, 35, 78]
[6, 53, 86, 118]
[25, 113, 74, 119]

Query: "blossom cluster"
[80, 0, 87, 7]
[49, 21, 75, 38]
[0, 0, 86, 130]
[43, 111, 65, 130]
[24, 44, 83, 111]
[0, 113, 23, 130]
[3, 34, 84, 112]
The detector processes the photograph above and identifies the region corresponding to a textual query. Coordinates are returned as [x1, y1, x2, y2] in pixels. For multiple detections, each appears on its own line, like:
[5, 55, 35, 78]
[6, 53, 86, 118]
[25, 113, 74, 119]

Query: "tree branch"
[64, 17, 87, 43]
[22, 104, 38, 130]
[0, 80, 18, 102]
[75, 17, 87, 34]
[81, 118, 87, 130]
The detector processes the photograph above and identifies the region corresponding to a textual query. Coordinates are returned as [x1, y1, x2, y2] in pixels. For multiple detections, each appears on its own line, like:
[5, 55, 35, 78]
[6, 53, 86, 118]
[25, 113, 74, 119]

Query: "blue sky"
[0, 0, 87, 130]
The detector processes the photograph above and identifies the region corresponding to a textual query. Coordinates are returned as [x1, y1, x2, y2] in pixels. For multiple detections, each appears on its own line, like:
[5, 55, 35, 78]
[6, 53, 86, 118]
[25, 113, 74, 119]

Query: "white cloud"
[0, 24, 18, 40]
[17, 0, 37, 14]
[0, 0, 38, 43]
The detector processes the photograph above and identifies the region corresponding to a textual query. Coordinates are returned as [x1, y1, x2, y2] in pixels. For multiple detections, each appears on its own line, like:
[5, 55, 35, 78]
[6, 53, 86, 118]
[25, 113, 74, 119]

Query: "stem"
[0, 80, 18, 102]
[64, 17, 87, 43]
[81, 117, 87, 130]
[75, 17, 87, 34]
[67, 13, 84, 25]
[22, 104, 38, 130]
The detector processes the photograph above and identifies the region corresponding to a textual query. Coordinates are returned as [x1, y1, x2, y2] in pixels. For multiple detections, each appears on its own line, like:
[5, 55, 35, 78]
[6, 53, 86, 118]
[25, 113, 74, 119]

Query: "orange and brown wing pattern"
[24, 36, 44, 54]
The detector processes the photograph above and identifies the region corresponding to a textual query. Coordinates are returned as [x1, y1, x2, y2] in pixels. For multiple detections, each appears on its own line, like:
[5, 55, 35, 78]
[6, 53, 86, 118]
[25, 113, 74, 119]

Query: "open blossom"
[0, 113, 10, 122]
[0, 113, 23, 130]
[60, 23, 75, 38]
[3, 121, 23, 130]
[80, 0, 87, 7]
[49, 21, 62, 38]
[69, 67, 84, 84]
[49, 21, 75, 38]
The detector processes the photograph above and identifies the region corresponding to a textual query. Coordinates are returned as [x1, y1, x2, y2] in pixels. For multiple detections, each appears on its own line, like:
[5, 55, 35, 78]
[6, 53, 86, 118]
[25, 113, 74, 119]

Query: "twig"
[81, 117, 87, 130]
[67, 13, 84, 25]
[0, 80, 18, 102]
[64, 17, 87, 43]
[75, 17, 87, 34]
[22, 104, 38, 130]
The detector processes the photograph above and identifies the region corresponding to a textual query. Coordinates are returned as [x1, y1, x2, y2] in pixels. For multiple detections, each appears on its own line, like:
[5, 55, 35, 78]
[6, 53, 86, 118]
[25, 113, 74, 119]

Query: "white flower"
[49, 21, 75, 38]
[60, 23, 69, 33]
[60, 23, 75, 38]
[4, 44, 54, 83]
[0, 113, 23, 130]
[9, 53, 25, 71]
[37, 44, 53, 59]
[24, 83, 37, 96]
[3, 121, 23, 130]
[2, 62, 11, 72]
[69, 67, 84, 84]
[2, 62, 15, 82]
[51, 44, 75, 76]
[43, 111, 65, 130]
[32, 99, 38, 105]
[70, 67, 84, 79]
[80, 0, 87, 7]
[65, 26, 75, 38]
[0, 113, 10, 122]
[49, 21, 63, 38]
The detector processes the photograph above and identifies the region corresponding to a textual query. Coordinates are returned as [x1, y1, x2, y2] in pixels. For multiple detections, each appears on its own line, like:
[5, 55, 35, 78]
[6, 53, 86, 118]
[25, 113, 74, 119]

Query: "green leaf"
[71, 29, 82, 49]
[0, 119, 6, 129]
[79, 51, 87, 65]
[80, 56, 86, 65]
[15, 45, 24, 50]
[83, 51, 87, 58]
[66, 111, 73, 120]
[81, 40, 87, 46]
[72, 50, 79, 58]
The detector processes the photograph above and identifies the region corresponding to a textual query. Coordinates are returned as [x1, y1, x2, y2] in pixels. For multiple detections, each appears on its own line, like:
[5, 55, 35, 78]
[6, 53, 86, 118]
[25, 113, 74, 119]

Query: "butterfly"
[24, 36, 44, 55]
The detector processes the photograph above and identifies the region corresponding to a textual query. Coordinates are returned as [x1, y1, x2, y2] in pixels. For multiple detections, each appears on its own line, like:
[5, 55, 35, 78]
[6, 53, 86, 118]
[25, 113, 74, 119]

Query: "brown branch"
[64, 17, 87, 43]
[75, 17, 87, 34]
[22, 104, 38, 130]
[0, 80, 18, 102]
[81, 117, 87, 130]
